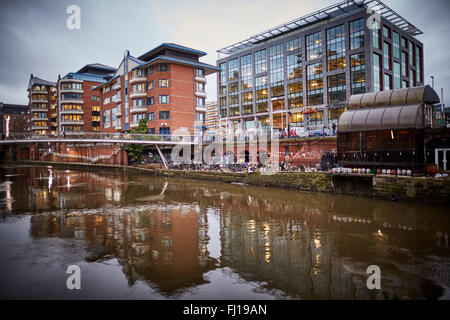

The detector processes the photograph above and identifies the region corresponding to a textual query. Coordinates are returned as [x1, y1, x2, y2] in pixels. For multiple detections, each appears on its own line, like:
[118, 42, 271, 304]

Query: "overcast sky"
[0, 0, 449, 106]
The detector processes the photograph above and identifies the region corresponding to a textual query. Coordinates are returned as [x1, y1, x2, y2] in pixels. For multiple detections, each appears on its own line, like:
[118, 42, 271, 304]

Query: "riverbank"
[5, 160, 450, 205]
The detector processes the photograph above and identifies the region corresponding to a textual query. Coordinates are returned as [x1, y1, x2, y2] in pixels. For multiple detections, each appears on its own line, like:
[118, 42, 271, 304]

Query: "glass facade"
[287, 53, 302, 80]
[269, 44, 284, 98]
[393, 62, 401, 89]
[350, 18, 365, 50]
[327, 24, 346, 72]
[228, 59, 239, 81]
[241, 54, 253, 90]
[288, 82, 303, 109]
[351, 53, 366, 95]
[327, 73, 346, 103]
[255, 76, 268, 113]
[306, 32, 322, 61]
[307, 63, 323, 106]
[401, 52, 407, 77]
[384, 74, 392, 91]
[219, 62, 227, 95]
[372, 19, 380, 49]
[393, 32, 401, 59]
[373, 53, 382, 92]
[383, 42, 391, 70]
[255, 49, 267, 74]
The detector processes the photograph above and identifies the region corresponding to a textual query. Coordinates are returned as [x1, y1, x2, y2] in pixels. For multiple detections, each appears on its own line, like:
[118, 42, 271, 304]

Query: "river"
[0, 164, 449, 300]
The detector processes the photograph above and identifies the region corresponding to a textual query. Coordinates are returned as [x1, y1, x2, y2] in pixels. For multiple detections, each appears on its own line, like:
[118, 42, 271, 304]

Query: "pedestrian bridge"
[0, 132, 195, 146]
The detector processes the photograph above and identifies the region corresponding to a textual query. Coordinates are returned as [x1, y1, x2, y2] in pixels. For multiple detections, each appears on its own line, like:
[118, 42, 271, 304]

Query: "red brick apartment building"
[95, 43, 219, 135]
[27, 75, 57, 136]
[57, 64, 115, 135]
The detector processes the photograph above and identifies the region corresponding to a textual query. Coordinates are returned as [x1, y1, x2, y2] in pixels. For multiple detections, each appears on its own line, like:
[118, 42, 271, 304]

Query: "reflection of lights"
[66, 176, 71, 189]
[48, 169, 53, 190]
[377, 229, 383, 236]
[5, 181, 13, 213]
[314, 238, 322, 248]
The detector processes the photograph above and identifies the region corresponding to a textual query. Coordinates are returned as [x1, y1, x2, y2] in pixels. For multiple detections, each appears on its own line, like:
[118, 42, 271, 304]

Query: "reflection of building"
[0, 102, 30, 137]
[27, 74, 57, 136]
[29, 200, 215, 295]
[217, 0, 424, 133]
[205, 101, 219, 135]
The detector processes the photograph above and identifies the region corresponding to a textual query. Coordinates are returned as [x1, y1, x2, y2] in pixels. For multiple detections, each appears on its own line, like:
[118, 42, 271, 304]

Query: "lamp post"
[430, 76, 435, 89]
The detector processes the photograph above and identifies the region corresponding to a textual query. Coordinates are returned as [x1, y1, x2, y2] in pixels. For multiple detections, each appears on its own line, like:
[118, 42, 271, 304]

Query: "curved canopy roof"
[338, 104, 424, 133]
[348, 86, 440, 110]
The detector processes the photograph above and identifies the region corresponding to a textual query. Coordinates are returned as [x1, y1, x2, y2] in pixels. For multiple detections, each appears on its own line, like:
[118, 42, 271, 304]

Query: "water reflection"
[0, 165, 449, 299]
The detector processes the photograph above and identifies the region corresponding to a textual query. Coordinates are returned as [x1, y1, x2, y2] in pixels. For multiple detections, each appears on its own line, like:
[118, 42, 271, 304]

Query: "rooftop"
[29, 74, 56, 88]
[138, 43, 207, 61]
[218, 0, 423, 56]
[77, 63, 116, 74]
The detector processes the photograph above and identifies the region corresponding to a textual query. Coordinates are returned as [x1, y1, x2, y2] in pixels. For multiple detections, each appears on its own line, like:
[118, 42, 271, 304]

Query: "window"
[159, 63, 169, 72]
[158, 79, 169, 88]
[255, 76, 268, 113]
[196, 97, 205, 106]
[148, 112, 155, 121]
[393, 62, 401, 89]
[228, 82, 239, 93]
[132, 98, 145, 107]
[327, 24, 346, 72]
[287, 53, 302, 80]
[147, 66, 154, 75]
[373, 53, 382, 92]
[91, 96, 100, 101]
[132, 68, 145, 78]
[409, 41, 415, 66]
[383, 42, 391, 70]
[229, 94, 239, 116]
[147, 97, 154, 105]
[241, 54, 253, 90]
[92, 106, 100, 112]
[410, 69, 416, 87]
[384, 74, 392, 91]
[254, 49, 267, 74]
[103, 110, 110, 128]
[159, 95, 169, 104]
[132, 83, 145, 93]
[350, 18, 364, 50]
[148, 80, 154, 90]
[393, 32, 400, 59]
[307, 63, 323, 106]
[196, 68, 205, 76]
[159, 111, 170, 120]
[241, 92, 253, 115]
[196, 113, 205, 122]
[416, 46, 422, 83]
[328, 73, 346, 103]
[270, 44, 284, 98]
[228, 59, 239, 81]
[288, 82, 303, 109]
[402, 80, 408, 89]
[401, 37, 407, 48]
[351, 53, 366, 95]
[160, 127, 170, 135]
[383, 26, 390, 39]
[196, 82, 205, 92]
[306, 32, 322, 61]
[372, 19, 381, 49]
[401, 52, 407, 77]
[286, 38, 301, 52]
[220, 97, 227, 117]
[219, 62, 227, 95]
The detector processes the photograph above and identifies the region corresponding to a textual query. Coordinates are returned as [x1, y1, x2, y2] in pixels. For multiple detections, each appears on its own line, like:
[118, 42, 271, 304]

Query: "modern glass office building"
[216, 0, 424, 133]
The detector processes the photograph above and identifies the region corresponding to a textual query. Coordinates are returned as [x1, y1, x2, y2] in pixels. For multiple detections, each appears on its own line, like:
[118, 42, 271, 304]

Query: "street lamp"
[430, 76, 435, 89]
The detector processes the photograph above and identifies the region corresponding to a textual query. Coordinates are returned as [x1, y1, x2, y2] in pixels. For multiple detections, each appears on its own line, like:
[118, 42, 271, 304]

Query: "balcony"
[112, 82, 121, 90]
[112, 95, 121, 103]
[30, 89, 48, 94]
[60, 109, 84, 115]
[61, 98, 83, 104]
[195, 75, 207, 83]
[114, 123, 122, 130]
[196, 106, 207, 112]
[130, 90, 147, 99]
[32, 117, 48, 121]
[61, 120, 84, 125]
[195, 91, 207, 98]
[130, 106, 147, 113]
[31, 125, 48, 130]
[129, 76, 147, 84]
[31, 98, 48, 103]
[116, 111, 122, 118]
[60, 87, 83, 94]
[130, 122, 139, 129]
[31, 107, 48, 112]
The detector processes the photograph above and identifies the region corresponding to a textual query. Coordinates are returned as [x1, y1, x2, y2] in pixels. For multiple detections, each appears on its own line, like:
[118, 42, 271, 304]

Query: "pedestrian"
[332, 123, 337, 135]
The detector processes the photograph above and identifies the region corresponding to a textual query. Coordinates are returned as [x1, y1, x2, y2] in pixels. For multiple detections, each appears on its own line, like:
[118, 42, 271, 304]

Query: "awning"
[348, 85, 440, 110]
[338, 104, 424, 133]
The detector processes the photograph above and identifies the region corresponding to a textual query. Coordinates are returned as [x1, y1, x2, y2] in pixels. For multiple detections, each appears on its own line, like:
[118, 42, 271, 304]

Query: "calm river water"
[0, 164, 449, 300]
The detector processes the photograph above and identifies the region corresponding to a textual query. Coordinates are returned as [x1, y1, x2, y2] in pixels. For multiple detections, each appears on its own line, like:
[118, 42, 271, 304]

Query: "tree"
[126, 118, 148, 164]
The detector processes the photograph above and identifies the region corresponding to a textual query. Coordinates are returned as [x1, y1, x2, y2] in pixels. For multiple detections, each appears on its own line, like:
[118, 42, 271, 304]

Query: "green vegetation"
[126, 118, 148, 164]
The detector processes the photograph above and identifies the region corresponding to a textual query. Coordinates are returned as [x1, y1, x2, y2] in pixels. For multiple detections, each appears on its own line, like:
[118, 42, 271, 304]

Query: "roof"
[218, 0, 423, 56]
[28, 74, 56, 88]
[338, 104, 424, 133]
[135, 55, 219, 75]
[0, 103, 29, 111]
[138, 43, 207, 61]
[77, 63, 116, 74]
[348, 85, 440, 109]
